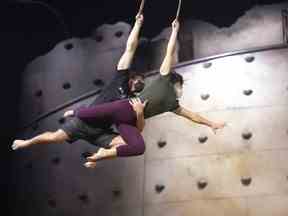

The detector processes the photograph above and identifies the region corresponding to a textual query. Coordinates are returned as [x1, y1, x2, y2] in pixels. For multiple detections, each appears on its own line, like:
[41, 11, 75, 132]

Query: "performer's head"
[128, 72, 145, 94]
[170, 71, 184, 98]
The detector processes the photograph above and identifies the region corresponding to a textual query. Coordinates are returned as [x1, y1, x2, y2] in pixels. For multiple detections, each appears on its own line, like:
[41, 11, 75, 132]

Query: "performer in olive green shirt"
[69, 19, 226, 168]
[139, 74, 179, 119]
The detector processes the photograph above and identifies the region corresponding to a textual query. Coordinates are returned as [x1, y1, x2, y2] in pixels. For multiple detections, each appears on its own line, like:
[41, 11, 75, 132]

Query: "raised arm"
[117, 14, 144, 71]
[174, 106, 226, 134]
[159, 19, 180, 76]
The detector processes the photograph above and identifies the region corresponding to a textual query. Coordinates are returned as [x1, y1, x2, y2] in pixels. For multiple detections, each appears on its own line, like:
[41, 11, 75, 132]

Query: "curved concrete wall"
[12, 2, 288, 216]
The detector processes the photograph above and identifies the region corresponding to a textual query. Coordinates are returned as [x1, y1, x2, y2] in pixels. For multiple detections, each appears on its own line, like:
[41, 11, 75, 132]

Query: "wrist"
[135, 22, 143, 27]
[172, 29, 179, 34]
[136, 111, 144, 116]
[208, 122, 215, 128]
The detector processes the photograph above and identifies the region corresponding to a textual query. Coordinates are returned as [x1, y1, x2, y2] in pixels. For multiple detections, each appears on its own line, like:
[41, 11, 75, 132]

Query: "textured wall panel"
[143, 106, 288, 161]
[215, 150, 288, 197]
[144, 150, 288, 204]
[144, 156, 222, 203]
[143, 113, 219, 160]
[247, 195, 288, 216]
[145, 199, 250, 216]
[178, 50, 288, 113]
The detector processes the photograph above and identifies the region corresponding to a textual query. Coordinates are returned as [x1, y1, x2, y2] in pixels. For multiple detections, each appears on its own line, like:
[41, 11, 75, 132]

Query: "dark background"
[0, 0, 286, 214]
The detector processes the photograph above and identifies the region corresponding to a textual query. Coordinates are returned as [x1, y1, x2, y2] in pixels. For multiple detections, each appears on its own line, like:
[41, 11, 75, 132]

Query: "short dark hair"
[170, 71, 183, 86]
[129, 71, 144, 80]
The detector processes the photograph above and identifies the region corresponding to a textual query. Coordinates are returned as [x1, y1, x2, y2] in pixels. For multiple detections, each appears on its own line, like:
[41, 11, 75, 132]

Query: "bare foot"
[12, 140, 31, 150]
[84, 149, 104, 168]
[84, 148, 116, 168]
[86, 148, 106, 162]
[84, 161, 97, 168]
[63, 110, 74, 118]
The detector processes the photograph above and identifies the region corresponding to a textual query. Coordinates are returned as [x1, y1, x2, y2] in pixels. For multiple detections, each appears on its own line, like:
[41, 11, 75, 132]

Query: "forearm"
[176, 107, 214, 128]
[136, 112, 145, 132]
[117, 20, 142, 70]
[126, 21, 142, 51]
[166, 29, 178, 56]
[188, 113, 214, 127]
[160, 25, 179, 75]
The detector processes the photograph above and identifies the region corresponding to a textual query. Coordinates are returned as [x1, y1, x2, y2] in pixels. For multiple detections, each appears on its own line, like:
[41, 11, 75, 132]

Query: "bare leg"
[12, 129, 69, 150]
[84, 136, 127, 168]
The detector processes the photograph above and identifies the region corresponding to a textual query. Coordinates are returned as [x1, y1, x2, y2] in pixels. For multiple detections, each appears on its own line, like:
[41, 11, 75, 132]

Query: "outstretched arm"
[159, 19, 180, 76]
[117, 14, 144, 71]
[174, 106, 226, 134]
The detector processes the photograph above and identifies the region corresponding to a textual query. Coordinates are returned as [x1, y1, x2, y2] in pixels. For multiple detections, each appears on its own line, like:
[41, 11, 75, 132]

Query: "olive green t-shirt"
[139, 74, 179, 119]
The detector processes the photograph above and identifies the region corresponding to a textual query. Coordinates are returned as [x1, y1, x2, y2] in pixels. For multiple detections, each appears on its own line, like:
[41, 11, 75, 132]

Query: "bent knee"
[135, 141, 146, 155]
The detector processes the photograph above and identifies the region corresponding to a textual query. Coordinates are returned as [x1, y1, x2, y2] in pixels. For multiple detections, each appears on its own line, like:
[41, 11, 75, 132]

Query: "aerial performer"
[67, 0, 226, 168]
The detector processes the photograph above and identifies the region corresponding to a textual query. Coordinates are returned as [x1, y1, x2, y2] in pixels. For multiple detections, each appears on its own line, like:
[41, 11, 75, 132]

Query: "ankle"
[99, 148, 117, 159]
[23, 140, 31, 146]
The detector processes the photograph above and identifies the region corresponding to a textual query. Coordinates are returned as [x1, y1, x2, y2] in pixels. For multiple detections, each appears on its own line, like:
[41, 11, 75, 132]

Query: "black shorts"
[61, 117, 119, 148]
